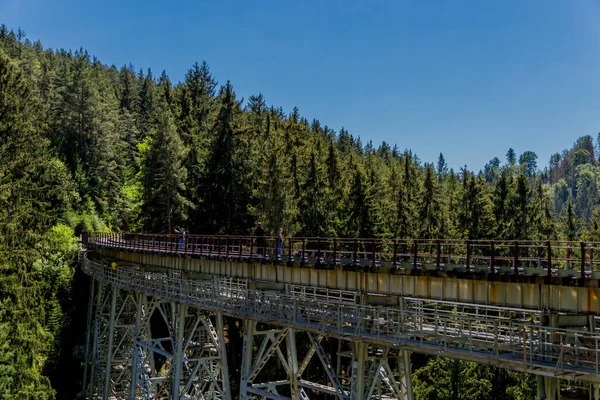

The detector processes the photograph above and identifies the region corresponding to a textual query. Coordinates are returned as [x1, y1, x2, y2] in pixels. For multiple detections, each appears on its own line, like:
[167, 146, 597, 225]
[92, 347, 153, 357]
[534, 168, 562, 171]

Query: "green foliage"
[141, 93, 191, 232]
[4, 23, 600, 398]
[413, 357, 535, 400]
[518, 150, 538, 176]
[0, 46, 72, 399]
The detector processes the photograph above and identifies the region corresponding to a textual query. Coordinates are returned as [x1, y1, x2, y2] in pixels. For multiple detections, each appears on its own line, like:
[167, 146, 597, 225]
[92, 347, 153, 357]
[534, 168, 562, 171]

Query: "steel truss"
[82, 253, 600, 400]
[239, 322, 412, 400]
[83, 278, 230, 399]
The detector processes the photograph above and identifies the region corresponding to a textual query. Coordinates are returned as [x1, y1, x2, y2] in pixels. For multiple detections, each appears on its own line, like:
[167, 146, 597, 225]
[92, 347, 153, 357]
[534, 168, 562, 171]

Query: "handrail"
[83, 232, 600, 276]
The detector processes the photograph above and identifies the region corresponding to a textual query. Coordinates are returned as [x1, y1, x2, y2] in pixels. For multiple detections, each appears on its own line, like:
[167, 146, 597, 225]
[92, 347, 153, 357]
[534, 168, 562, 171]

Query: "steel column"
[103, 284, 118, 399]
[172, 302, 186, 400]
[130, 292, 144, 399]
[351, 342, 367, 400]
[398, 350, 413, 400]
[240, 319, 256, 400]
[81, 277, 95, 396]
[287, 329, 300, 400]
[217, 312, 232, 400]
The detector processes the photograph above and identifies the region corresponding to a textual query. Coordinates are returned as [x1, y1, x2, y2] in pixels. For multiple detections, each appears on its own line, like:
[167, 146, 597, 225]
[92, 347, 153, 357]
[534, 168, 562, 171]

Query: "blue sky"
[2, 0, 600, 171]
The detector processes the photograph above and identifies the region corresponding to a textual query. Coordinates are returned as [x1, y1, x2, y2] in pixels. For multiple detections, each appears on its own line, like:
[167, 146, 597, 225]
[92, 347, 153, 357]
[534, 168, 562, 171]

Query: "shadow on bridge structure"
[79, 232, 600, 400]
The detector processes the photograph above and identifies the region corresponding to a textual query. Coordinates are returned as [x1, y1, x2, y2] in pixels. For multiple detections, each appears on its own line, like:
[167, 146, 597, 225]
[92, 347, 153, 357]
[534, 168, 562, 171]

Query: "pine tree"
[531, 179, 555, 239]
[325, 140, 344, 235]
[459, 172, 493, 240]
[118, 65, 141, 168]
[0, 48, 71, 399]
[298, 152, 331, 236]
[565, 198, 578, 241]
[176, 62, 217, 232]
[436, 153, 448, 180]
[141, 97, 191, 232]
[492, 169, 511, 239]
[518, 151, 538, 177]
[252, 141, 297, 235]
[136, 68, 154, 140]
[509, 174, 531, 240]
[419, 164, 441, 238]
[344, 166, 368, 237]
[202, 81, 251, 234]
[506, 148, 516, 167]
[395, 153, 419, 238]
[363, 159, 384, 237]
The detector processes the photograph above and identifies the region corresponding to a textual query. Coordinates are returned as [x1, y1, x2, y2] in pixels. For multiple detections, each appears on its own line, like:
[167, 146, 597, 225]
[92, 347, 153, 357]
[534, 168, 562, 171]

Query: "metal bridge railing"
[82, 255, 600, 380]
[84, 232, 600, 278]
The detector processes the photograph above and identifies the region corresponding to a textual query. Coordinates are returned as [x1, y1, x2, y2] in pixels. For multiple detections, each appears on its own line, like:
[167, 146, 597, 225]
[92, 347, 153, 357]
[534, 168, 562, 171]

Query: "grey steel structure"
[81, 233, 600, 400]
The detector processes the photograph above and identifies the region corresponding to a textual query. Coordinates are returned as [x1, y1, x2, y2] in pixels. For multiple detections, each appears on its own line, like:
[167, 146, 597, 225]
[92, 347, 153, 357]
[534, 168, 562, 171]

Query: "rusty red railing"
[82, 232, 600, 278]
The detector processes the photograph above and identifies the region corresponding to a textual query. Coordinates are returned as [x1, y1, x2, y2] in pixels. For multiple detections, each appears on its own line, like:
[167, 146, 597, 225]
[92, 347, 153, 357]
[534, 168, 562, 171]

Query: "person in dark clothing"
[276, 227, 284, 257]
[255, 222, 266, 255]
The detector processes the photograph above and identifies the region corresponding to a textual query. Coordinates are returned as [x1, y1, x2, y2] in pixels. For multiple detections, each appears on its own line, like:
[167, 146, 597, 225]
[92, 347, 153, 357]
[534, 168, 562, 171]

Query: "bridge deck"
[87, 234, 600, 314]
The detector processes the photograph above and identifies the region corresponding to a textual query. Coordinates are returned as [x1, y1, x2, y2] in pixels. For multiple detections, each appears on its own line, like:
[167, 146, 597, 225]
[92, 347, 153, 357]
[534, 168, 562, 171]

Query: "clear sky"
[2, 0, 599, 171]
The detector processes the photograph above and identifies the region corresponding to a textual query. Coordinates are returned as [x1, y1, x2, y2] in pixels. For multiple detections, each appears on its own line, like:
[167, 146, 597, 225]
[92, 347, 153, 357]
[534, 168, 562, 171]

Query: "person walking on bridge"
[276, 227, 284, 258]
[255, 222, 266, 256]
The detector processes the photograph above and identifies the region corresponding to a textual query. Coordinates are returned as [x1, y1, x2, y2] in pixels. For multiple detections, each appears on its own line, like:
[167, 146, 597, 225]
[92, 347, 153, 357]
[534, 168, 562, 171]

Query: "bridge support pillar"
[84, 277, 231, 400]
[238, 318, 413, 400]
[287, 329, 300, 400]
[537, 375, 560, 400]
[348, 343, 413, 400]
[217, 312, 232, 400]
[351, 342, 367, 400]
[84, 279, 138, 399]
[166, 303, 231, 400]
[81, 277, 95, 398]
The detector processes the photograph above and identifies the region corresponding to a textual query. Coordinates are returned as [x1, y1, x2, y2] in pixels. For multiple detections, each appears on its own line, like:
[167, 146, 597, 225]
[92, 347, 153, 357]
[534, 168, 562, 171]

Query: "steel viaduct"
[80, 233, 600, 400]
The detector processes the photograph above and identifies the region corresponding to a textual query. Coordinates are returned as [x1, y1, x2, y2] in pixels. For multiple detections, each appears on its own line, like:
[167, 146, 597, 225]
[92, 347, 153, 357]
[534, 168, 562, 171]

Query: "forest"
[1, 25, 600, 399]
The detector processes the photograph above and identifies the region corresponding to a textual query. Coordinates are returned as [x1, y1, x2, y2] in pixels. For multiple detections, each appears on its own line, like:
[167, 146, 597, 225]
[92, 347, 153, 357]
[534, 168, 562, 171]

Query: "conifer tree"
[565, 198, 578, 241]
[506, 148, 516, 167]
[136, 68, 154, 140]
[419, 164, 441, 238]
[0, 48, 70, 399]
[363, 159, 385, 237]
[325, 140, 344, 235]
[202, 81, 251, 233]
[395, 153, 419, 238]
[298, 152, 331, 237]
[492, 169, 511, 239]
[252, 141, 297, 235]
[436, 153, 448, 180]
[141, 97, 191, 232]
[118, 65, 141, 168]
[509, 174, 531, 239]
[459, 172, 493, 239]
[344, 166, 368, 237]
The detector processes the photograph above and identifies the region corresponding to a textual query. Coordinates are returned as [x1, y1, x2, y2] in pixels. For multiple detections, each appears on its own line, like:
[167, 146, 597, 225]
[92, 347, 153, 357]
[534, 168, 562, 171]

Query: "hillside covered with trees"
[1, 25, 599, 399]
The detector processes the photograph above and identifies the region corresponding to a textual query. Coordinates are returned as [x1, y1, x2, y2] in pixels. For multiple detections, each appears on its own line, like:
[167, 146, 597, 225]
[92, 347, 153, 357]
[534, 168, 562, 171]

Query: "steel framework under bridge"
[80, 234, 600, 400]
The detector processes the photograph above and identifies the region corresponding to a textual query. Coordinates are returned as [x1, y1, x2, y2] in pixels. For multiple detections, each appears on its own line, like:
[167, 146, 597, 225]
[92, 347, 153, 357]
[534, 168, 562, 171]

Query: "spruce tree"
[436, 153, 448, 180]
[509, 174, 531, 240]
[141, 97, 191, 232]
[202, 81, 251, 234]
[565, 198, 578, 241]
[492, 169, 511, 239]
[325, 140, 344, 235]
[506, 148, 516, 167]
[345, 166, 368, 237]
[298, 151, 331, 237]
[419, 164, 441, 238]
[395, 152, 419, 238]
[0, 48, 70, 399]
